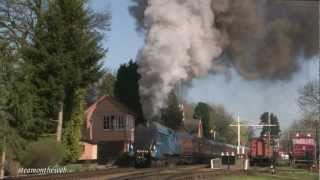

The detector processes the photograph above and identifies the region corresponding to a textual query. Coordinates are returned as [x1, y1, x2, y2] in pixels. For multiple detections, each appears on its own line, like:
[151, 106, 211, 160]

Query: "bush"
[62, 163, 82, 172]
[5, 159, 21, 176]
[20, 138, 66, 168]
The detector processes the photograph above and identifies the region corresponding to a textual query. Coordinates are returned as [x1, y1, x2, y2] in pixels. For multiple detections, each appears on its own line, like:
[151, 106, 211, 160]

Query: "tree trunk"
[0, 137, 6, 179]
[56, 102, 63, 142]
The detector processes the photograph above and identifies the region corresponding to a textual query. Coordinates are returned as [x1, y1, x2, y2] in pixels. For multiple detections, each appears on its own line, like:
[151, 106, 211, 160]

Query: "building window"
[103, 116, 110, 130]
[118, 116, 125, 129]
[114, 115, 118, 129]
[110, 115, 114, 129]
[104, 116, 114, 130]
[126, 116, 131, 129]
[127, 116, 133, 129]
[103, 117, 107, 129]
[103, 114, 129, 130]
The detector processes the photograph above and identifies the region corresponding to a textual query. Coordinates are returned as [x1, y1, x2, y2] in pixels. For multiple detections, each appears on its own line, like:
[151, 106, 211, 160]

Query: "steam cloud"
[129, 0, 319, 119]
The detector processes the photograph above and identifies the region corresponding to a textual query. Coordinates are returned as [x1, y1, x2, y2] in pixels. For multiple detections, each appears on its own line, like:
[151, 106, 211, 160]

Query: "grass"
[219, 167, 318, 180]
[54, 162, 100, 173]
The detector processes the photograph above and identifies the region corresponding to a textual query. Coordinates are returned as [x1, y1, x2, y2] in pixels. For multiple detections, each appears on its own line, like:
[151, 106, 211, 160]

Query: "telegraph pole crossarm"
[230, 114, 277, 156]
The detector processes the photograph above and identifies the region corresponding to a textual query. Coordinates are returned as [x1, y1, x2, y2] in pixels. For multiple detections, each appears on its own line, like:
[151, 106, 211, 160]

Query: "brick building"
[80, 96, 135, 163]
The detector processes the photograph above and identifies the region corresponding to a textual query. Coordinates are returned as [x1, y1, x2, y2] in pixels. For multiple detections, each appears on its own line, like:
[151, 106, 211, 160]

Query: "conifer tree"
[20, 0, 110, 159]
[194, 102, 211, 137]
[43, 0, 109, 158]
[63, 89, 85, 162]
[260, 112, 281, 139]
[161, 92, 183, 130]
[114, 61, 145, 125]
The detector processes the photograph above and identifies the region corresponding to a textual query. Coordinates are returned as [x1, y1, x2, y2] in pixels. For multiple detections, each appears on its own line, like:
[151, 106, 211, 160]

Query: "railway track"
[110, 165, 243, 180]
[6, 165, 208, 180]
[108, 165, 207, 180]
[6, 164, 246, 180]
[5, 166, 136, 180]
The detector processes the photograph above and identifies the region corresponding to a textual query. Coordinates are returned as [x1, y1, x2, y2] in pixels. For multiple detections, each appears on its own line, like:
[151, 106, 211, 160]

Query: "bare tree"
[297, 80, 320, 121]
[0, 0, 42, 49]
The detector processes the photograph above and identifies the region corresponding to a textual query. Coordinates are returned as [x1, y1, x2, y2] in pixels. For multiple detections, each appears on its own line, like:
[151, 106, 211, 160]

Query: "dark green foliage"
[21, 138, 66, 168]
[44, 0, 108, 88]
[0, 0, 52, 138]
[161, 92, 183, 130]
[260, 112, 281, 139]
[85, 70, 116, 105]
[20, 0, 110, 131]
[88, 69, 116, 97]
[194, 102, 211, 138]
[0, 0, 110, 165]
[0, 42, 27, 158]
[210, 106, 236, 144]
[98, 70, 116, 97]
[63, 89, 85, 162]
[114, 61, 145, 125]
[193, 102, 237, 143]
[23, 0, 109, 121]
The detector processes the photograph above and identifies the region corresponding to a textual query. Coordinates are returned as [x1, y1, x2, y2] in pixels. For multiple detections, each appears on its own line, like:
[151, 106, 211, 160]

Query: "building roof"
[85, 96, 136, 129]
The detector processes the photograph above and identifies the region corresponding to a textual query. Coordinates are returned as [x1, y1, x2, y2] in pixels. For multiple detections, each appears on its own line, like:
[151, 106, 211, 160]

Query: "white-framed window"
[103, 116, 111, 130]
[110, 115, 115, 129]
[126, 115, 134, 129]
[118, 116, 125, 129]
[103, 114, 128, 130]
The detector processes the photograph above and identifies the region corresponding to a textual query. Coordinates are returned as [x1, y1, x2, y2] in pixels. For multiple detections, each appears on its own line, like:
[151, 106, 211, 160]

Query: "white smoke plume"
[137, 0, 224, 119]
[131, 0, 319, 120]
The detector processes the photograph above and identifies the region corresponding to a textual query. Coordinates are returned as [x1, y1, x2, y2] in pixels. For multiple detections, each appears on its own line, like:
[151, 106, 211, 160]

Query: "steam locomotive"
[133, 122, 240, 168]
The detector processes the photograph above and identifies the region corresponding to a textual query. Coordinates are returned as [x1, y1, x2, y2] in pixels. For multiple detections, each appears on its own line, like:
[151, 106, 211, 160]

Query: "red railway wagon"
[177, 132, 194, 164]
[291, 133, 315, 166]
[249, 137, 273, 166]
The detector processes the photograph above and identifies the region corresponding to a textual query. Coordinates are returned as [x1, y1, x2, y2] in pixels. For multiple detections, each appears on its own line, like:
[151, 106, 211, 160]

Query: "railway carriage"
[291, 133, 315, 166]
[133, 122, 239, 167]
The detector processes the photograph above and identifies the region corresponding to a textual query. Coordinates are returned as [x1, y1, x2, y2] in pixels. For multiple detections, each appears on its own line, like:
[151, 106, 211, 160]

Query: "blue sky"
[89, 0, 144, 71]
[89, 0, 318, 129]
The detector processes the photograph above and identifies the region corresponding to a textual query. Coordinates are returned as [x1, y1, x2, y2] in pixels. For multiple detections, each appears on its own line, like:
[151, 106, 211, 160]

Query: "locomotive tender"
[133, 122, 239, 167]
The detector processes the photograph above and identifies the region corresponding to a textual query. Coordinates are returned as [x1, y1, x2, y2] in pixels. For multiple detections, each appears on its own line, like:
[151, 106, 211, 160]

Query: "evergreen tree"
[0, 0, 48, 139]
[35, 0, 109, 121]
[209, 105, 236, 143]
[44, 0, 109, 157]
[114, 61, 145, 125]
[85, 69, 116, 106]
[260, 112, 281, 139]
[63, 89, 85, 162]
[98, 71, 116, 97]
[0, 42, 25, 175]
[161, 92, 183, 130]
[194, 102, 211, 138]
[0, 0, 110, 163]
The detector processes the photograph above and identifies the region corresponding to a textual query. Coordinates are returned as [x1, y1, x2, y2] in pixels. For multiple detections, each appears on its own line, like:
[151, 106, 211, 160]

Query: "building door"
[98, 141, 124, 164]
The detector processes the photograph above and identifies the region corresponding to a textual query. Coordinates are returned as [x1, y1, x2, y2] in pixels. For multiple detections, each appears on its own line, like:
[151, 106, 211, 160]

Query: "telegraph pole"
[0, 137, 5, 179]
[268, 112, 271, 148]
[230, 114, 276, 155]
[318, 57, 320, 173]
[237, 114, 241, 154]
